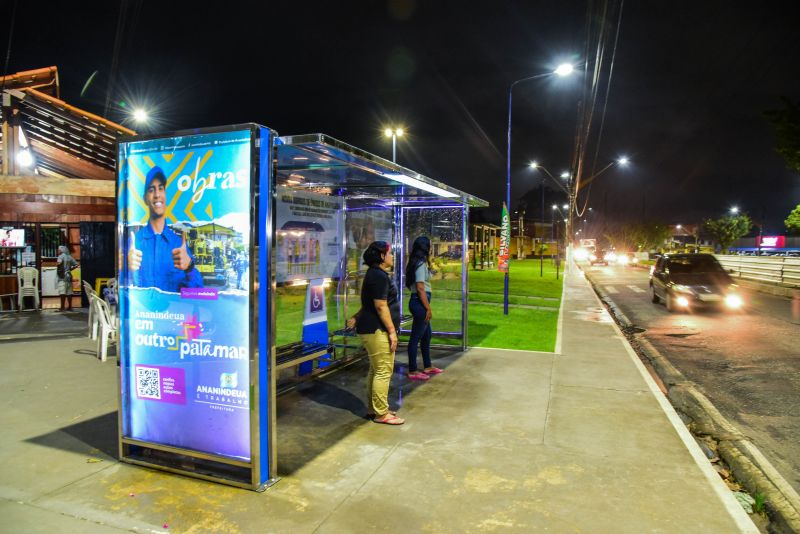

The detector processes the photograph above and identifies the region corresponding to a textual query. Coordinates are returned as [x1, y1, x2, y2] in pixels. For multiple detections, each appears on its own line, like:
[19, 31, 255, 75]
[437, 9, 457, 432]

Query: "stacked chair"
[17, 267, 40, 311]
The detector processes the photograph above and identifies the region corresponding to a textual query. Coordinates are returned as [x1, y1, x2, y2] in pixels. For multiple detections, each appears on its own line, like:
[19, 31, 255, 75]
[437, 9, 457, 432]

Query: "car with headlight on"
[649, 253, 743, 312]
[614, 252, 639, 265]
[589, 249, 609, 266]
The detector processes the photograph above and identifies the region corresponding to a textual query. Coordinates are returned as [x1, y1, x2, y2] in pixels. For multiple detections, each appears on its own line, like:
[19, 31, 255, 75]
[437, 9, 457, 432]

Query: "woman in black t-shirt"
[347, 241, 404, 425]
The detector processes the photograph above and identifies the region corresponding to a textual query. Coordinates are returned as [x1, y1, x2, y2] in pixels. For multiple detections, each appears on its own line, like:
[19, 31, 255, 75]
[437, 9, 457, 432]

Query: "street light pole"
[503, 63, 574, 315]
[384, 127, 404, 163]
[568, 156, 629, 267]
[540, 176, 545, 276]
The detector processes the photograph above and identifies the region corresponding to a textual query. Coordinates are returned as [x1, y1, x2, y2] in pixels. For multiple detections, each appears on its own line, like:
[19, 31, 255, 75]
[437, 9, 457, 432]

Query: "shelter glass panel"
[401, 207, 464, 338]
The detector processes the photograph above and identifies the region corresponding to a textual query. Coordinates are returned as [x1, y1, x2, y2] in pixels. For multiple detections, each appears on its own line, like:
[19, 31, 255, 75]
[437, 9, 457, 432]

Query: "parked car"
[649, 253, 743, 312]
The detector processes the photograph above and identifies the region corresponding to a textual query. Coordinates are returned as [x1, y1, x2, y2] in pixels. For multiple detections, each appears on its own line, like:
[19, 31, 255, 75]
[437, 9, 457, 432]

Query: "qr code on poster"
[136, 366, 161, 400]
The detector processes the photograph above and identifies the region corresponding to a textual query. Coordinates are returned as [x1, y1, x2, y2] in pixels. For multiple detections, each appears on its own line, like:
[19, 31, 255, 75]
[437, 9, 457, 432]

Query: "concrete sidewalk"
[0, 269, 757, 532]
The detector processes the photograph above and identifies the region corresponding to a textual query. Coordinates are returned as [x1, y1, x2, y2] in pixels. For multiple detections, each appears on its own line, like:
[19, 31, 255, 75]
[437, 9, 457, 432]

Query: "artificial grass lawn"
[464, 302, 559, 351]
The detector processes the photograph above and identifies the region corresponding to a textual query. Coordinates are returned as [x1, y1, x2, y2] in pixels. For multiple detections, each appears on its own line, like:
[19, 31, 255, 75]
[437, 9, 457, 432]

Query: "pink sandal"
[424, 367, 443, 375]
[373, 414, 405, 425]
[408, 371, 430, 381]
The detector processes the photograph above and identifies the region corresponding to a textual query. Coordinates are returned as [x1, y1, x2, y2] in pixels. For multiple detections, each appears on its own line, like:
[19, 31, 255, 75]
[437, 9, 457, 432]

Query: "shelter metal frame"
[116, 126, 486, 490]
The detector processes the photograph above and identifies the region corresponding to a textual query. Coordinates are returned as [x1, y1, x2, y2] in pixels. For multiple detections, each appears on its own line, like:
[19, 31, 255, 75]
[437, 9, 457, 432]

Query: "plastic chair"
[17, 267, 40, 311]
[103, 278, 118, 315]
[95, 297, 116, 362]
[84, 281, 98, 339]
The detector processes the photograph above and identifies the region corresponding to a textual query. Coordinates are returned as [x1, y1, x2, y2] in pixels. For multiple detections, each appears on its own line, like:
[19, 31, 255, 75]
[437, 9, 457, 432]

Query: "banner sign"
[118, 129, 253, 460]
[498, 202, 509, 273]
[276, 186, 343, 283]
[759, 236, 785, 248]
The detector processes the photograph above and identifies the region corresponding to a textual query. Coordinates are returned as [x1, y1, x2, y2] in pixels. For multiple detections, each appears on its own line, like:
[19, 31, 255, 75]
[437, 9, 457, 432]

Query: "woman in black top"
[347, 241, 404, 425]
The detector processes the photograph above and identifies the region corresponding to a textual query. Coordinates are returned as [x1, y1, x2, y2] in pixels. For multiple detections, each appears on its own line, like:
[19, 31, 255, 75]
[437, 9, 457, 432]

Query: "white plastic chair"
[95, 297, 116, 362]
[84, 281, 99, 339]
[17, 267, 40, 311]
[103, 278, 118, 315]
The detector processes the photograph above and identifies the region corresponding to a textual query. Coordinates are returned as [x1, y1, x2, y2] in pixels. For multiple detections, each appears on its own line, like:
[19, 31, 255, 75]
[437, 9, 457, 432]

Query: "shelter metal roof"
[276, 133, 488, 208]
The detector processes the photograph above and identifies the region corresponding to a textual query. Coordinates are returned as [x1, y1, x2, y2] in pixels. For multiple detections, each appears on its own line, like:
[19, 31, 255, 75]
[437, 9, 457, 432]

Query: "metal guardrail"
[715, 255, 800, 288]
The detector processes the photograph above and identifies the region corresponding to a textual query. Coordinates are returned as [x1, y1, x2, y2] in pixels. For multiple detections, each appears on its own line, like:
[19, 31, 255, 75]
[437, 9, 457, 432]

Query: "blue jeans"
[407, 292, 432, 372]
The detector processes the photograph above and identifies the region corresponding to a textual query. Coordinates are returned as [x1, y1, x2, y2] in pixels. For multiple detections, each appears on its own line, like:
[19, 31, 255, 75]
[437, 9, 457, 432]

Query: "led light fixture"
[383, 173, 459, 198]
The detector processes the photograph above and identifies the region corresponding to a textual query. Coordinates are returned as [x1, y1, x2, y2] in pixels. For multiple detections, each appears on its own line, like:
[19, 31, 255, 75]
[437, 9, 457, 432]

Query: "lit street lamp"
[503, 63, 575, 314]
[575, 156, 630, 192]
[384, 127, 404, 163]
[567, 155, 629, 267]
[132, 108, 149, 123]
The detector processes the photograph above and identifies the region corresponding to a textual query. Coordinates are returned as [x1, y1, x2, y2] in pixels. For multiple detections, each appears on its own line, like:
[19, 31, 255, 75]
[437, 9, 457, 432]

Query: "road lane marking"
[605, 286, 619, 294]
[627, 285, 646, 293]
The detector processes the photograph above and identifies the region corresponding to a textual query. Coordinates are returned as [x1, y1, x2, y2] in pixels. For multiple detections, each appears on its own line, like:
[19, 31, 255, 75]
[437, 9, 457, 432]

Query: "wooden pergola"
[1, 66, 134, 223]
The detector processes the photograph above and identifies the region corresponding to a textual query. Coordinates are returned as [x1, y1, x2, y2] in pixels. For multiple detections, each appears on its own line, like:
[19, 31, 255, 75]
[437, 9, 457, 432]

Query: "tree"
[764, 98, 800, 174]
[603, 221, 671, 252]
[702, 214, 753, 253]
[786, 204, 800, 235]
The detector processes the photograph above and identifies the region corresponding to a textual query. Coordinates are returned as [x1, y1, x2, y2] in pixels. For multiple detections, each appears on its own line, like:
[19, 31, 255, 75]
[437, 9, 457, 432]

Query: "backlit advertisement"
[118, 129, 252, 460]
[759, 236, 785, 248]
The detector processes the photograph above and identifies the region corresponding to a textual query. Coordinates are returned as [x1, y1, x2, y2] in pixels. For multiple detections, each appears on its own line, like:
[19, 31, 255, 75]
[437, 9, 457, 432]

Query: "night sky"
[6, 1, 800, 232]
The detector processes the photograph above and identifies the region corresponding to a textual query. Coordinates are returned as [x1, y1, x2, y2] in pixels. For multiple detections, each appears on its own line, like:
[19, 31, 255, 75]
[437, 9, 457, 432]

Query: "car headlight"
[676, 296, 690, 307]
[725, 294, 743, 309]
[618, 255, 629, 265]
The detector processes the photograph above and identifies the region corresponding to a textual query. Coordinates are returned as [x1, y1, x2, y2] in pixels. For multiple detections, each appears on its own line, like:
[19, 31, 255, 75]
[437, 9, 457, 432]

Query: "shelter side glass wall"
[272, 185, 397, 356]
[401, 207, 464, 339]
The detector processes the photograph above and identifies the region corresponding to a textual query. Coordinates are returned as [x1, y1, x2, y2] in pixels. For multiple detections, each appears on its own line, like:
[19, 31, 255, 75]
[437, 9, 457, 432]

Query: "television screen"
[0, 229, 25, 247]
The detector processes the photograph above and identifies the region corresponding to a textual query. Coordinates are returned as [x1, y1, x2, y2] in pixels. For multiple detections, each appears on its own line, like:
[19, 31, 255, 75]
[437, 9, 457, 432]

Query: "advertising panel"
[275, 186, 343, 283]
[759, 236, 785, 248]
[118, 129, 252, 460]
[498, 203, 509, 273]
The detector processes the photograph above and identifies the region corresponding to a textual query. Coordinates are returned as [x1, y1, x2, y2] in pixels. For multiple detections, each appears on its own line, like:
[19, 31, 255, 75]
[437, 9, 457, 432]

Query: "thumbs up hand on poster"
[172, 232, 192, 271]
[128, 231, 142, 271]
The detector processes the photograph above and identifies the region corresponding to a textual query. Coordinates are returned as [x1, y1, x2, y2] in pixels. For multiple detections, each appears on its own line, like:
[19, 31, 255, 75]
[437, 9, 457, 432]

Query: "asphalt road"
[584, 262, 800, 495]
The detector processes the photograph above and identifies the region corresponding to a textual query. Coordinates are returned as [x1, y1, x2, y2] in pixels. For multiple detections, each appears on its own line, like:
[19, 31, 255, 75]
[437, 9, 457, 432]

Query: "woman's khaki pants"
[359, 330, 395, 416]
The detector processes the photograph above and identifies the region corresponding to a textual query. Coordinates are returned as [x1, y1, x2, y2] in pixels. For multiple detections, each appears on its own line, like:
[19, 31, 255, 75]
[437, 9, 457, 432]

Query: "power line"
[1, 0, 19, 91]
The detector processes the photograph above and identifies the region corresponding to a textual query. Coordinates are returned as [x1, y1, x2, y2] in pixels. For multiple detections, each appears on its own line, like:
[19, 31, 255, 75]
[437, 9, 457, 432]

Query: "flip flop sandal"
[366, 410, 397, 418]
[424, 367, 443, 375]
[373, 414, 405, 425]
[408, 371, 430, 381]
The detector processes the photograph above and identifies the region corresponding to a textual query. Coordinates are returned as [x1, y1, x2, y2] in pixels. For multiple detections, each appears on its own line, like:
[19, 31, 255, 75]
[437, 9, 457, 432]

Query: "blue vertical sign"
[118, 129, 253, 460]
[300, 279, 329, 374]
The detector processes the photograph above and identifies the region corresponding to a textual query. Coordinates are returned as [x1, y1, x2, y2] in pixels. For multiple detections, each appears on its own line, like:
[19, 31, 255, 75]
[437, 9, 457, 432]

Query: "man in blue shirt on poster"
[127, 166, 203, 291]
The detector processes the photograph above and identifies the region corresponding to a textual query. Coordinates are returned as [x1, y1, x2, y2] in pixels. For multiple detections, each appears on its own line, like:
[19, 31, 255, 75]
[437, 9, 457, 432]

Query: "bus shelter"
[115, 124, 486, 490]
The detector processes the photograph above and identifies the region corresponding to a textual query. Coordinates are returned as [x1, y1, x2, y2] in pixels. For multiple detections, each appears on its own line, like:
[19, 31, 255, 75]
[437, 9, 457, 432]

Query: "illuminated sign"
[118, 130, 253, 460]
[759, 236, 785, 248]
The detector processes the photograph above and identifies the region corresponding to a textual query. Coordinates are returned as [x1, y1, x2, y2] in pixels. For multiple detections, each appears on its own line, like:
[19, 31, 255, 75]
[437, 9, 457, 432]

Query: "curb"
[587, 272, 800, 534]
